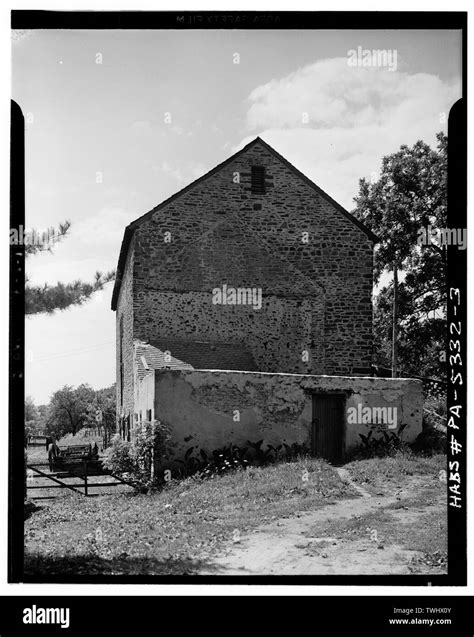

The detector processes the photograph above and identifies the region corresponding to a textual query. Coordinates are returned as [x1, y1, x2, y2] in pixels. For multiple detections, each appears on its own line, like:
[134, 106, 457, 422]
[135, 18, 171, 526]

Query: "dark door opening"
[312, 393, 346, 463]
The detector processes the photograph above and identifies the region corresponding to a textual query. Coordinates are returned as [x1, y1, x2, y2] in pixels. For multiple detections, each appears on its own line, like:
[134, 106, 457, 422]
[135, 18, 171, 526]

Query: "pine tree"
[25, 220, 115, 315]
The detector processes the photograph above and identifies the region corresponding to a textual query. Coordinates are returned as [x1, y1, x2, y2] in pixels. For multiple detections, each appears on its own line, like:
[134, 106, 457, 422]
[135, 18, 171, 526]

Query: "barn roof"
[150, 338, 258, 372]
[135, 341, 193, 381]
[112, 136, 378, 310]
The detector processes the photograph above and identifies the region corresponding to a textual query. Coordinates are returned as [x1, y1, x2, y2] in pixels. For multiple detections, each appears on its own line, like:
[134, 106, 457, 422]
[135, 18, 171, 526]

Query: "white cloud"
[241, 57, 461, 209]
[26, 207, 137, 286]
[155, 160, 209, 191]
[131, 120, 152, 133]
[171, 125, 193, 137]
[158, 160, 187, 185]
[73, 207, 137, 247]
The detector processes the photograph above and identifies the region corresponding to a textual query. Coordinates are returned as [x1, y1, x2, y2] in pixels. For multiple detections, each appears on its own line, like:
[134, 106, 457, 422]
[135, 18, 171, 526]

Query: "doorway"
[312, 393, 346, 463]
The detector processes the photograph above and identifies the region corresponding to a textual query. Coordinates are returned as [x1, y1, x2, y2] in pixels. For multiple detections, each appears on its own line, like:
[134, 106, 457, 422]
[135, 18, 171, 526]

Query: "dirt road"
[203, 471, 444, 576]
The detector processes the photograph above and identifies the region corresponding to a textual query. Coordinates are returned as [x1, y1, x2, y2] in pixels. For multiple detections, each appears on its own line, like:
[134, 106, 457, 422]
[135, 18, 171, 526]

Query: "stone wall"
[135, 291, 325, 374]
[129, 140, 374, 376]
[115, 238, 135, 417]
[152, 370, 423, 460]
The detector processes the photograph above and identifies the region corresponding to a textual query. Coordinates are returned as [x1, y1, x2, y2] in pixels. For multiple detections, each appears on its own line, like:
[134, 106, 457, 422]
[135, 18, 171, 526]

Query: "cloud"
[241, 57, 461, 209]
[73, 207, 137, 247]
[26, 207, 137, 286]
[131, 120, 153, 134]
[155, 160, 209, 190]
[171, 125, 193, 137]
[158, 160, 187, 185]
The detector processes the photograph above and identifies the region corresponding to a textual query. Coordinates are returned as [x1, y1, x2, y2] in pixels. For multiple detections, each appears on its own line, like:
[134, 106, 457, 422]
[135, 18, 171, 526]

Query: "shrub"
[176, 439, 312, 480]
[412, 427, 446, 454]
[103, 435, 135, 475]
[103, 420, 174, 490]
[348, 424, 409, 460]
[423, 394, 447, 431]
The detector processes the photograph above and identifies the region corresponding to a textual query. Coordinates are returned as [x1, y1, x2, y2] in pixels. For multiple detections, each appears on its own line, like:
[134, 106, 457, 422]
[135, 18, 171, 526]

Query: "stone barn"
[111, 137, 423, 460]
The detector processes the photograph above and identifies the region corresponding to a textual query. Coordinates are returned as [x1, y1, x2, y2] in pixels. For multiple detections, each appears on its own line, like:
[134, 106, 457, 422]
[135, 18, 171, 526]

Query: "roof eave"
[111, 225, 134, 311]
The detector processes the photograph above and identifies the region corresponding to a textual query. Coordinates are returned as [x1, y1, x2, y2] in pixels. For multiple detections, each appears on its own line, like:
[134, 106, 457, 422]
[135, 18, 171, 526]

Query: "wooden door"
[312, 393, 345, 463]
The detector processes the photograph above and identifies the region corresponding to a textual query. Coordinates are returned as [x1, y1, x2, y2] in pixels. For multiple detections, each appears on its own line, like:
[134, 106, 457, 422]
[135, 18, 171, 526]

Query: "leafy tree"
[24, 220, 114, 315]
[46, 384, 96, 437]
[83, 384, 117, 445]
[24, 395, 38, 423]
[353, 133, 447, 380]
[43, 384, 117, 442]
[25, 395, 40, 440]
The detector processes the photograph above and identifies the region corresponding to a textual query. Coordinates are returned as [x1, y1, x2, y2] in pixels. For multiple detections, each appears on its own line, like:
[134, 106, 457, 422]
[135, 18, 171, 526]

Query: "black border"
[9, 100, 25, 583]
[446, 98, 467, 581]
[10, 10, 469, 30]
[10, 10, 467, 586]
[2, 595, 474, 632]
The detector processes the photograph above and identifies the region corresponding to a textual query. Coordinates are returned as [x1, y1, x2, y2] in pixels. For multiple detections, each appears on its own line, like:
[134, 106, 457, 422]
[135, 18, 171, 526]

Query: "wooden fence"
[26, 460, 137, 499]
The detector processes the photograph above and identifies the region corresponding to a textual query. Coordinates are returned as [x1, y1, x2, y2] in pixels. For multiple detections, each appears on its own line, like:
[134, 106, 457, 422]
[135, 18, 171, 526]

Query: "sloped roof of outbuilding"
[135, 339, 258, 379]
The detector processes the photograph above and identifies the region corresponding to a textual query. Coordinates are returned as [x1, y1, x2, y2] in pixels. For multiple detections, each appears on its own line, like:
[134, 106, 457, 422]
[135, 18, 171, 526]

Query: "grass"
[24, 457, 354, 577]
[305, 497, 447, 574]
[344, 451, 446, 495]
[309, 502, 446, 549]
[24, 451, 448, 577]
[308, 452, 447, 573]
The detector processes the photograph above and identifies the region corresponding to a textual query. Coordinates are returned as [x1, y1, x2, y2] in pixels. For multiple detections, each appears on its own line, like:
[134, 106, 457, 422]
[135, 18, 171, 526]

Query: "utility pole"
[392, 262, 398, 378]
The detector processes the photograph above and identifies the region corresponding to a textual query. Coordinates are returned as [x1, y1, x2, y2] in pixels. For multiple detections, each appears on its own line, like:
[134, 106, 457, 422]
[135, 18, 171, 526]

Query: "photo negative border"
[9, 10, 467, 585]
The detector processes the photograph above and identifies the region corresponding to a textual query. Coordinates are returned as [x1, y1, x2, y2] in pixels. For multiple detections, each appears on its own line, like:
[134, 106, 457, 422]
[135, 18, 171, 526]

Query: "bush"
[412, 427, 447, 454]
[423, 394, 447, 430]
[348, 424, 409, 460]
[103, 420, 174, 490]
[176, 440, 312, 480]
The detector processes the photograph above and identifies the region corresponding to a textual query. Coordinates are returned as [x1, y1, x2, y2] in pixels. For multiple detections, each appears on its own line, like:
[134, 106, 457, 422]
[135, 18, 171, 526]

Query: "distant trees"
[25, 395, 40, 439]
[353, 132, 447, 380]
[27, 383, 117, 440]
[24, 220, 114, 315]
[46, 384, 96, 437]
[83, 384, 117, 445]
[24, 395, 38, 423]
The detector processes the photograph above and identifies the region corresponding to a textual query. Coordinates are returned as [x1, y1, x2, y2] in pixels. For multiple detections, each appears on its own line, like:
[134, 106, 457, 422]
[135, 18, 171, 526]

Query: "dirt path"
[203, 474, 442, 575]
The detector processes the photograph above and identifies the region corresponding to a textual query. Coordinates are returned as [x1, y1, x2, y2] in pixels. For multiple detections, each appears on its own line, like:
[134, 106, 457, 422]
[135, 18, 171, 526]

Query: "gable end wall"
[119, 142, 373, 392]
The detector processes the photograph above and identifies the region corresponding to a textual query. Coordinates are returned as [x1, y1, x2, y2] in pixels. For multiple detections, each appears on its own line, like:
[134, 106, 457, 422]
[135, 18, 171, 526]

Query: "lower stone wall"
[152, 370, 423, 460]
[135, 290, 326, 374]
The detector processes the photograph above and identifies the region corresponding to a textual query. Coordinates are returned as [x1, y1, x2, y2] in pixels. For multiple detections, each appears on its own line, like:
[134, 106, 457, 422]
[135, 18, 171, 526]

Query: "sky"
[12, 28, 462, 404]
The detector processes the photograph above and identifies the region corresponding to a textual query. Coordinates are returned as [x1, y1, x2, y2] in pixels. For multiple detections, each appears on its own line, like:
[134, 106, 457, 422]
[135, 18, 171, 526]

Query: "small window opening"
[251, 166, 266, 195]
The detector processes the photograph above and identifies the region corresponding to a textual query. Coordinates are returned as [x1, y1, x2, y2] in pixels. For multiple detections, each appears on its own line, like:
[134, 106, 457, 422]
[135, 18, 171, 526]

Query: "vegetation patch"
[306, 498, 447, 574]
[24, 457, 355, 577]
[344, 451, 446, 495]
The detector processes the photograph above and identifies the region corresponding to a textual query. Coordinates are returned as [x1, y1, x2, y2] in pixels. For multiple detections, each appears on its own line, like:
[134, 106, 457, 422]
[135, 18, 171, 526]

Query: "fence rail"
[26, 460, 137, 498]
